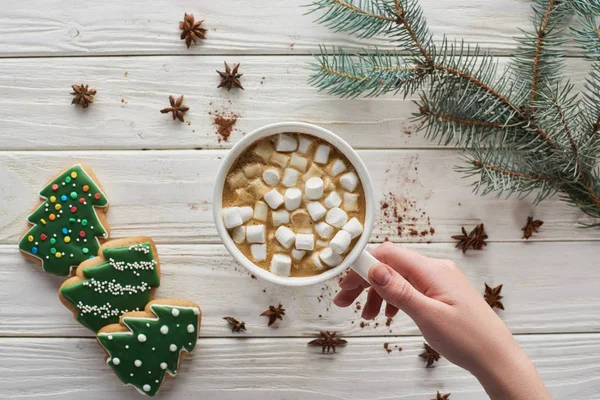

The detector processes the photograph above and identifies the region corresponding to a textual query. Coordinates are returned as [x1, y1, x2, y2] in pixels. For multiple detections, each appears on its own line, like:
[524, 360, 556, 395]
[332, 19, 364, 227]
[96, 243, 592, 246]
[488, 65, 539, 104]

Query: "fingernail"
[371, 264, 391, 286]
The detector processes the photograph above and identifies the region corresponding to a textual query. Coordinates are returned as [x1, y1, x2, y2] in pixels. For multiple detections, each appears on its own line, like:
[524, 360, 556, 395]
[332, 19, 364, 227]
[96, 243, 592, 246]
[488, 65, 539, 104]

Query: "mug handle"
[351, 251, 379, 282]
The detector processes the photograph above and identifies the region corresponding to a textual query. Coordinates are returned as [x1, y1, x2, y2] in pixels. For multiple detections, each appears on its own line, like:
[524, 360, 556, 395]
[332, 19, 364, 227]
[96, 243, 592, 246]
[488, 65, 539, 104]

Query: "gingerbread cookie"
[59, 237, 161, 332]
[97, 299, 201, 397]
[18, 164, 110, 276]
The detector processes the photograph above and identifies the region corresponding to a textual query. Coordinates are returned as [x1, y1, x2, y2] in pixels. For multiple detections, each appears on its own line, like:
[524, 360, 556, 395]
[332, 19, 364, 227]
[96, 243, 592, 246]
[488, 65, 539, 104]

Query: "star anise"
[179, 13, 207, 48]
[522, 216, 544, 240]
[160, 95, 189, 122]
[419, 342, 441, 367]
[223, 317, 246, 333]
[308, 331, 348, 353]
[432, 391, 451, 400]
[451, 223, 488, 253]
[484, 283, 505, 310]
[260, 303, 285, 327]
[217, 62, 244, 90]
[71, 84, 96, 108]
[471, 223, 488, 250]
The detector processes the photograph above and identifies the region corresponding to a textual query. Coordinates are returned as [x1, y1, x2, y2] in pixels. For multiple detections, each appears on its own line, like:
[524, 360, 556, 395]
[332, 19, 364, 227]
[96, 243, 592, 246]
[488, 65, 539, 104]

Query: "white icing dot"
[146, 323, 150, 327]
[125, 345, 129, 349]
[112, 357, 120, 365]
[193, 308, 200, 315]
[169, 344, 177, 352]
[108, 335, 113, 340]
[148, 371, 151, 374]
[155, 380, 159, 383]
[143, 384, 151, 392]
[152, 347, 155, 351]
[172, 308, 180, 317]
[137, 334, 147, 343]
[130, 373, 134, 377]
[160, 362, 167, 370]
[187, 324, 195, 333]
[135, 359, 142, 367]
[160, 325, 169, 335]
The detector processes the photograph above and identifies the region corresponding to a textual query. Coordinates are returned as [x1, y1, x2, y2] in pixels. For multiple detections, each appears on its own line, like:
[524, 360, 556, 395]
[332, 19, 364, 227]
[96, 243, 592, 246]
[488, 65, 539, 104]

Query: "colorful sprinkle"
[82, 247, 89, 254]
[65, 176, 72, 184]
[40, 218, 47, 225]
[61, 195, 68, 202]
[52, 184, 59, 191]
[83, 185, 89, 192]
[81, 219, 88, 226]
[70, 191, 78, 199]
[62, 228, 68, 235]
[40, 234, 47, 241]
[27, 235, 34, 242]
[64, 236, 71, 243]
[79, 198, 85, 204]
[71, 171, 78, 179]
[55, 252, 62, 258]
[31, 247, 38, 255]
[50, 196, 56, 203]
[49, 214, 56, 221]
[55, 204, 62, 211]
[50, 238, 56, 245]
[69, 218, 76, 223]
[70, 206, 77, 213]
[94, 193, 101, 200]
[50, 247, 57, 254]
[80, 231, 86, 238]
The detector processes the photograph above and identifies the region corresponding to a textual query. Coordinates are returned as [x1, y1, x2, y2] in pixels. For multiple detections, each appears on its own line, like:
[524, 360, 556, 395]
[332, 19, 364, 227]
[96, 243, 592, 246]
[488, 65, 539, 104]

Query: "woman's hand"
[334, 242, 551, 400]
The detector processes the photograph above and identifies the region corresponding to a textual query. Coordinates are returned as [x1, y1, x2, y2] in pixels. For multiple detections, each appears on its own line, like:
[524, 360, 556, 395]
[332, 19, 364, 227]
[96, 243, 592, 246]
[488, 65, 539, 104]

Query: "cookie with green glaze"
[97, 299, 201, 397]
[59, 236, 161, 332]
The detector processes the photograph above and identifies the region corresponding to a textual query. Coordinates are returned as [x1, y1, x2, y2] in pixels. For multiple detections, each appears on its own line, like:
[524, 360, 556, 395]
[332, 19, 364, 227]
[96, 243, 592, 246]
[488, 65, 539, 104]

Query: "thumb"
[368, 262, 433, 320]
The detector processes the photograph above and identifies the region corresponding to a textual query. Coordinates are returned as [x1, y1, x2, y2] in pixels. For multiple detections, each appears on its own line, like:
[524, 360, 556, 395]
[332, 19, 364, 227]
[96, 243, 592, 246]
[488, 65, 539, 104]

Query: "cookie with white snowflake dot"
[97, 299, 201, 397]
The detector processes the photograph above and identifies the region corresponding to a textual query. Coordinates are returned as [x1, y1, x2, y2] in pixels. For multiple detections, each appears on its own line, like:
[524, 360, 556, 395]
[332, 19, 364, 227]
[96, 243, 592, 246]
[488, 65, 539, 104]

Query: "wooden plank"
[1, 149, 598, 245]
[1, 242, 599, 337]
[0, 334, 598, 399]
[0, 56, 589, 151]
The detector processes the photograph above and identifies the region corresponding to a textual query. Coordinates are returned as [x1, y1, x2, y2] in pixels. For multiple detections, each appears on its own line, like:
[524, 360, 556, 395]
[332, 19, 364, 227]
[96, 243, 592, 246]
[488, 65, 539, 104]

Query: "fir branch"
[531, 0, 556, 107]
[391, 0, 432, 63]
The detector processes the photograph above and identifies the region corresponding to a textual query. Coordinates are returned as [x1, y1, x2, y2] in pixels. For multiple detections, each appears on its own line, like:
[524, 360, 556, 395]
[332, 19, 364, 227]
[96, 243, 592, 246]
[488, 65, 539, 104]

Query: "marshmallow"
[311, 252, 326, 270]
[291, 249, 306, 261]
[323, 176, 336, 192]
[223, 207, 243, 229]
[275, 226, 296, 248]
[232, 226, 245, 244]
[246, 225, 266, 243]
[316, 239, 329, 248]
[264, 189, 284, 209]
[232, 188, 254, 206]
[305, 177, 324, 200]
[290, 154, 309, 172]
[319, 247, 343, 267]
[243, 163, 263, 178]
[330, 230, 352, 254]
[269, 152, 290, 168]
[328, 159, 347, 177]
[250, 244, 267, 262]
[248, 178, 270, 198]
[315, 222, 334, 239]
[282, 168, 300, 187]
[227, 171, 248, 190]
[275, 134, 298, 152]
[284, 188, 302, 211]
[253, 201, 268, 222]
[342, 193, 359, 212]
[298, 137, 313, 154]
[295, 233, 315, 251]
[326, 207, 348, 228]
[238, 206, 253, 223]
[254, 141, 275, 162]
[302, 164, 325, 182]
[314, 144, 331, 164]
[272, 210, 290, 227]
[324, 191, 342, 208]
[270, 254, 292, 276]
[291, 209, 312, 231]
[262, 168, 280, 186]
[342, 217, 364, 239]
[307, 201, 327, 221]
[340, 172, 359, 192]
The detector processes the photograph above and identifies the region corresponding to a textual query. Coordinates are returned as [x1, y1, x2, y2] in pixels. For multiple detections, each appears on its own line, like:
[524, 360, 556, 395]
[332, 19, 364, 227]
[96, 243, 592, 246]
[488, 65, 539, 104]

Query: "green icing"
[60, 242, 161, 332]
[18, 164, 109, 276]
[97, 304, 200, 397]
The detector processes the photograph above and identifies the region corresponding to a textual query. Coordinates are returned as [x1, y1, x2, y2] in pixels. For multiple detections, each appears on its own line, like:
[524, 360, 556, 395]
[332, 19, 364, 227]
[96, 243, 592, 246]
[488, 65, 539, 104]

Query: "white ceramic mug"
[212, 122, 379, 287]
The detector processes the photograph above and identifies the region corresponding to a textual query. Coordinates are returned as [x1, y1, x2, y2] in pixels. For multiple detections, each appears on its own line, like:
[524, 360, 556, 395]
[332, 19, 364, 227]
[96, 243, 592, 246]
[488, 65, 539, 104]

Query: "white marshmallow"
[232, 226, 245, 244]
[342, 193, 359, 212]
[340, 172, 359, 192]
[264, 189, 284, 209]
[223, 207, 243, 229]
[324, 191, 342, 208]
[305, 177, 324, 200]
[295, 233, 315, 251]
[330, 230, 352, 254]
[254, 141, 275, 162]
[314, 144, 331, 164]
[316, 239, 330, 248]
[328, 159, 347, 177]
[270, 254, 292, 276]
[323, 176, 336, 192]
[319, 247, 343, 267]
[315, 222, 334, 239]
[239, 206, 253, 223]
[311, 252, 326, 270]
[284, 188, 302, 211]
[307, 201, 327, 221]
[342, 217, 364, 239]
[243, 163, 263, 178]
[275, 226, 296, 248]
[298, 137, 312, 154]
[227, 171, 248, 190]
[275, 134, 298, 152]
[282, 168, 300, 187]
[253, 201, 268, 222]
[248, 178, 270, 198]
[302, 164, 325, 182]
[246, 225, 266, 243]
[262, 168, 280, 186]
[291, 209, 312, 231]
[270, 152, 290, 168]
[250, 244, 267, 262]
[272, 210, 290, 227]
[291, 249, 306, 261]
[326, 207, 348, 228]
[290, 154, 309, 172]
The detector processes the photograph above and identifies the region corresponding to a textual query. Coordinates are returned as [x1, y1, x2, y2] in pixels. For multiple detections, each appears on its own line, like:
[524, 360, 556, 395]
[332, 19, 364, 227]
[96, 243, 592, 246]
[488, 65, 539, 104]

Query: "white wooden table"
[1, 1, 599, 398]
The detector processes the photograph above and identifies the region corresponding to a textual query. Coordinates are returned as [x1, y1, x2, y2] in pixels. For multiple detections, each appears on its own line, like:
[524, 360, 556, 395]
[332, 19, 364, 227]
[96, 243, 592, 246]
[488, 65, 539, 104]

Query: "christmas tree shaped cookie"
[18, 164, 110, 276]
[97, 299, 201, 397]
[59, 237, 161, 332]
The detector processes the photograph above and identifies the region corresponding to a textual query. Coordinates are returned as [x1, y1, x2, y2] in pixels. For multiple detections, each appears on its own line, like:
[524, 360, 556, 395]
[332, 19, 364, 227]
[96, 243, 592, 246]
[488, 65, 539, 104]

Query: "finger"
[340, 269, 370, 290]
[333, 286, 364, 307]
[385, 303, 399, 318]
[371, 242, 433, 287]
[361, 287, 383, 320]
[368, 262, 436, 319]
